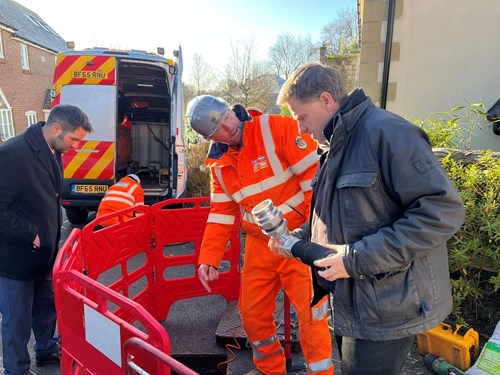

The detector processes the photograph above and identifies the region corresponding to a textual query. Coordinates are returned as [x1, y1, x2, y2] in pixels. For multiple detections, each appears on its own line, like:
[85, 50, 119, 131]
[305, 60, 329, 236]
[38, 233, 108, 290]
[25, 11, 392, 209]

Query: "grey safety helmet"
[127, 174, 141, 184]
[186, 95, 230, 138]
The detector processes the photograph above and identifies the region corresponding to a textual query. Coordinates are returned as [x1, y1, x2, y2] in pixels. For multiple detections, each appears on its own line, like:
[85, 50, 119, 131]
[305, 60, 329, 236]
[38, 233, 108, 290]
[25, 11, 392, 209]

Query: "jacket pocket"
[354, 266, 422, 325]
[337, 172, 382, 226]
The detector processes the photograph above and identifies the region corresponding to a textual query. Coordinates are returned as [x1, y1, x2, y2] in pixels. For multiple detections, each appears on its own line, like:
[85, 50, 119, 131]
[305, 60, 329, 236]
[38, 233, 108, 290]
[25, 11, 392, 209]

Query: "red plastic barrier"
[54, 197, 241, 374]
[81, 205, 155, 322]
[53, 255, 172, 374]
[123, 337, 198, 375]
[151, 198, 241, 319]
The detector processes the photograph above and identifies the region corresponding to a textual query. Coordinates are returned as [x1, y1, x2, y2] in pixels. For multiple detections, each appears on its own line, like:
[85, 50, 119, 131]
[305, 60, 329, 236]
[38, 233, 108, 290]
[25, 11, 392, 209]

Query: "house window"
[0, 89, 14, 141]
[20, 43, 29, 70]
[0, 32, 4, 58]
[26, 111, 37, 127]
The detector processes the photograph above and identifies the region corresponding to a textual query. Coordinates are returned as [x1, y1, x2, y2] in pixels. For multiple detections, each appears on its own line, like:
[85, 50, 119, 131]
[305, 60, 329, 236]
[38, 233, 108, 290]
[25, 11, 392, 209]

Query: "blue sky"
[16, 0, 355, 73]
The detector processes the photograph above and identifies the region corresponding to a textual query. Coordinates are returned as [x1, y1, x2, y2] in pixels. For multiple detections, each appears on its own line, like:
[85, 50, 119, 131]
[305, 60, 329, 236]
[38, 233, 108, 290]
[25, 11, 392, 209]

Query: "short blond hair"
[277, 62, 348, 105]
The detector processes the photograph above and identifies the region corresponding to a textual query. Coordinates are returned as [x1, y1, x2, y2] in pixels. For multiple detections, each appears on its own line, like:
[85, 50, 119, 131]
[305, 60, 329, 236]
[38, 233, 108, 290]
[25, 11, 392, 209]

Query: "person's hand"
[33, 234, 41, 249]
[314, 244, 350, 281]
[268, 237, 295, 258]
[198, 264, 219, 293]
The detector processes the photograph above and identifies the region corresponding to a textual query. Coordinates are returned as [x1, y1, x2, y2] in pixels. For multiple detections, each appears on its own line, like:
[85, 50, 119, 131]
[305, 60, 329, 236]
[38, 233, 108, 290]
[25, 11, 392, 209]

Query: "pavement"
[0, 211, 433, 375]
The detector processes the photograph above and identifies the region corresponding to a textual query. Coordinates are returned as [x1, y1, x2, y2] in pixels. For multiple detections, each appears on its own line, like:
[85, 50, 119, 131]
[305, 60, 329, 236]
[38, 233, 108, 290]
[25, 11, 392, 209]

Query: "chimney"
[320, 43, 326, 64]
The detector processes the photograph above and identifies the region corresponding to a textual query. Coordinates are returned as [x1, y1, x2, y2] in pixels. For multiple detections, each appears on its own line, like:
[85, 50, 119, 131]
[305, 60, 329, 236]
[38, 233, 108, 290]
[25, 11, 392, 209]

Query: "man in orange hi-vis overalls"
[186, 95, 333, 375]
[96, 174, 144, 227]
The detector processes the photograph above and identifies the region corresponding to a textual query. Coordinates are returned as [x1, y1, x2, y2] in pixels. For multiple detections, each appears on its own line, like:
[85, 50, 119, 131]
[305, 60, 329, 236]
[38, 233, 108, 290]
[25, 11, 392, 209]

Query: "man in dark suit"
[0, 105, 92, 375]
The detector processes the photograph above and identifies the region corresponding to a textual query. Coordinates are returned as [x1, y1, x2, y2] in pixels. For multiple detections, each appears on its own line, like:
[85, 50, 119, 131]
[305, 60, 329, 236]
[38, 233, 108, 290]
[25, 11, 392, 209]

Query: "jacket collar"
[25, 122, 63, 190]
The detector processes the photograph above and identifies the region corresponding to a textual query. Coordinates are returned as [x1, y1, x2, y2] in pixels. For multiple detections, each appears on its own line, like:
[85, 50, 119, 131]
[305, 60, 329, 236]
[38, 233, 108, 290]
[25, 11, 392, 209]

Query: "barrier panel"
[54, 197, 242, 374]
[151, 198, 241, 319]
[53, 266, 172, 375]
[81, 205, 155, 322]
[123, 337, 198, 375]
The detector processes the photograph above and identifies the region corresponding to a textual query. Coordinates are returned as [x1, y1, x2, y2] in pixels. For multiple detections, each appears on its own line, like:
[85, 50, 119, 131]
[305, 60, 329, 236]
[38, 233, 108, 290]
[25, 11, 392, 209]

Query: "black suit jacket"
[0, 122, 63, 280]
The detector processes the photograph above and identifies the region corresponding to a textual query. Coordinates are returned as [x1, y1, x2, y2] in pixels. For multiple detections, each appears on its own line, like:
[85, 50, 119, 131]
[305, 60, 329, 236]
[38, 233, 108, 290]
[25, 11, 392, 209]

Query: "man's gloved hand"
[268, 231, 301, 258]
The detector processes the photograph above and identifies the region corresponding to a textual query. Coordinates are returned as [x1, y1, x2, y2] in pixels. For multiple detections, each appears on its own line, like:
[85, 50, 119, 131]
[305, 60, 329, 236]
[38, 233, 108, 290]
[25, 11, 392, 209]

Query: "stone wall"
[325, 54, 360, 93]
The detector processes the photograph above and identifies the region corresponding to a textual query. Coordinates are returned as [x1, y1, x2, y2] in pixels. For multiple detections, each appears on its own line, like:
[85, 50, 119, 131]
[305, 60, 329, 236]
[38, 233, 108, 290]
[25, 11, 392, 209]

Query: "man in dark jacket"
[0, 104, 92, 375]
[267, 63, 465, 375]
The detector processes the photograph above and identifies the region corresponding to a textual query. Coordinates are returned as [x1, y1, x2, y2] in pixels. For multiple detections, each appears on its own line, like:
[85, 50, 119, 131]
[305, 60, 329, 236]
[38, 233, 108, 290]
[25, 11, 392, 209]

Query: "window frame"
[25, 110, 37, 127]
[0, 31, 4, 58]
[20, 43, 29, 70]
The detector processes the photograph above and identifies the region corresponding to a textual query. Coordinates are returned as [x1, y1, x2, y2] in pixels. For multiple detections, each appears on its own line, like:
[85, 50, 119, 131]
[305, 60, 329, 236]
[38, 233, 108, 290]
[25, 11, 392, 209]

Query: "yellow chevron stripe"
[85, 143, 115, 179]
[64, 141, 101, 178]
[82, 57, 116, 85]
[59, 56, 90, 86]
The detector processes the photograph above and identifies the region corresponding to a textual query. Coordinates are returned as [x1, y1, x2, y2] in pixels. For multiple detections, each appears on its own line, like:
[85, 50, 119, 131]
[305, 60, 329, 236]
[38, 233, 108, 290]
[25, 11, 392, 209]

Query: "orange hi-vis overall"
[200, 115, 333, 375]
[96, 176, 144, 227]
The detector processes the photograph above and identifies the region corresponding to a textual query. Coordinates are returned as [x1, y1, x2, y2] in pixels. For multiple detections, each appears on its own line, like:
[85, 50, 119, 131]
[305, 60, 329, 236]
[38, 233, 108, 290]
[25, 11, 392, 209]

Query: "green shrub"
[414, 104, 500, 333]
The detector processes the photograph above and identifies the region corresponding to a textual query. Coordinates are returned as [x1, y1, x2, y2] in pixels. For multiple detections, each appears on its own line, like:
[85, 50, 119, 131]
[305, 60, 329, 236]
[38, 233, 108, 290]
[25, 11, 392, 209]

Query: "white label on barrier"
[84, 304, 122, 367]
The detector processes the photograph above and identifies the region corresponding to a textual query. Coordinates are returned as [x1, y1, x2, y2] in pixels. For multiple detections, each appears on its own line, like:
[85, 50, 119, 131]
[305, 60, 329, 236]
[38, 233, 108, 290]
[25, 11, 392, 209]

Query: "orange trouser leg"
[239, 236, 288, 375]
[279, 259, 334, 374]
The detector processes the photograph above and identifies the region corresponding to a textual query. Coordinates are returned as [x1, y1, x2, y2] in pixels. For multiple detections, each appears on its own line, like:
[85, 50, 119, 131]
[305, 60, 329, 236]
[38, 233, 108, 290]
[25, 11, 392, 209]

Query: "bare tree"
[217, 37, 276, 113]
[268, 33, 316, 79]
[321, 7, 360, 55]
[187, 52, 216, 95]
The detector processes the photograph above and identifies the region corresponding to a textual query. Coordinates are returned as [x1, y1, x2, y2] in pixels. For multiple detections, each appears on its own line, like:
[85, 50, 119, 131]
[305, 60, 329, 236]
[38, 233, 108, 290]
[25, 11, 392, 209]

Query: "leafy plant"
[415, 105, 500, 332]
[412, 100, 489, 150]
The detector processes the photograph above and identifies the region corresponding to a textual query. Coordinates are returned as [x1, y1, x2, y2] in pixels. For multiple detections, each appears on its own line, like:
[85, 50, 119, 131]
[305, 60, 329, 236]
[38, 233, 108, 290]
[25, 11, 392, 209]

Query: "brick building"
[0, 0, 66, 141]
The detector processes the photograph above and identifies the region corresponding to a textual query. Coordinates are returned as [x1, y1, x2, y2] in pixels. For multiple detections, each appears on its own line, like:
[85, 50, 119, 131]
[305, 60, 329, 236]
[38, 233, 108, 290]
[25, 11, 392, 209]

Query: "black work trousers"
[336, 334, 415, 375]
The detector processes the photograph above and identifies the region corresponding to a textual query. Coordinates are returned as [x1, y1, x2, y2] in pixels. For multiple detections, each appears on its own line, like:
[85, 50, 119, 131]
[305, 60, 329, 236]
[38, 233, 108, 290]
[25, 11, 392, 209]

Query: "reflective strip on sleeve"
[242, 211, 254, 224]
[291, 150, 318, 175]
[207, 213, 235, 225]
[128, 183, 139, 194]
[300, 179, 313, 192]
[214, 168, 244, 203]
[210, 192, 232, 203]
[277, 191, 305, 215]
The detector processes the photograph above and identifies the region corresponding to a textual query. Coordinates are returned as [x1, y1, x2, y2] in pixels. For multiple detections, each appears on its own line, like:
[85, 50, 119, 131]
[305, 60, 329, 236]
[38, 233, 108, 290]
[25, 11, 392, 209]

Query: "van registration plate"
[72, 184, 108, 194]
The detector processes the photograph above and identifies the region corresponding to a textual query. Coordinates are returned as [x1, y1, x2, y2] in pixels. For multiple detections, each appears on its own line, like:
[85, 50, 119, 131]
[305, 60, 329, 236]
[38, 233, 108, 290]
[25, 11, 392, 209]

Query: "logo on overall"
[295, 136, 307, 149]
[252, 156, 269, 172]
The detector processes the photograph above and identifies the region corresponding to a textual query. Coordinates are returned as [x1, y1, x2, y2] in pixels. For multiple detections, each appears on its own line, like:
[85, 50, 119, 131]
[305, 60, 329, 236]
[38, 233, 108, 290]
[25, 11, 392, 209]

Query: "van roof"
[59, 48, 174, 65]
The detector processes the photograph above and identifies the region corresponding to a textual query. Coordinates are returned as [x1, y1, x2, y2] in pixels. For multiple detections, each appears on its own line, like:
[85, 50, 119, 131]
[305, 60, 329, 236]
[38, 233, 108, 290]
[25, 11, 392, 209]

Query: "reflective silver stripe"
[277, 191, 305, 215]
[291, 150, 318, 175]
[250, 334, 279, 348]
[250, 334, 283, 361]
[312, 300, 329, 321]
[211, 192, 232, 203]
[307, 357, 333, 373]
[237, 115, 294, 199]
[242, 211, 254, 224]
[207, 213, 235, 225]
[252, 346, 284, 361]
[105, 190, 134, 199]
[101, 196, 134, 206]
[300, 179, 313, 192]
[128, 183, 139, 194]
[214, 168, 244, 203]
[240, 171, 292, 198]
[260, 115, 286, 175]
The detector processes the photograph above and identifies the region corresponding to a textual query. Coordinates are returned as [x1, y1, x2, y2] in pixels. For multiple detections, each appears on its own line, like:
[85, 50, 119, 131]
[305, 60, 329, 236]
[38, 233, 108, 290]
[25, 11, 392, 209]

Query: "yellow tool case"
[417, 319, 480, 371]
